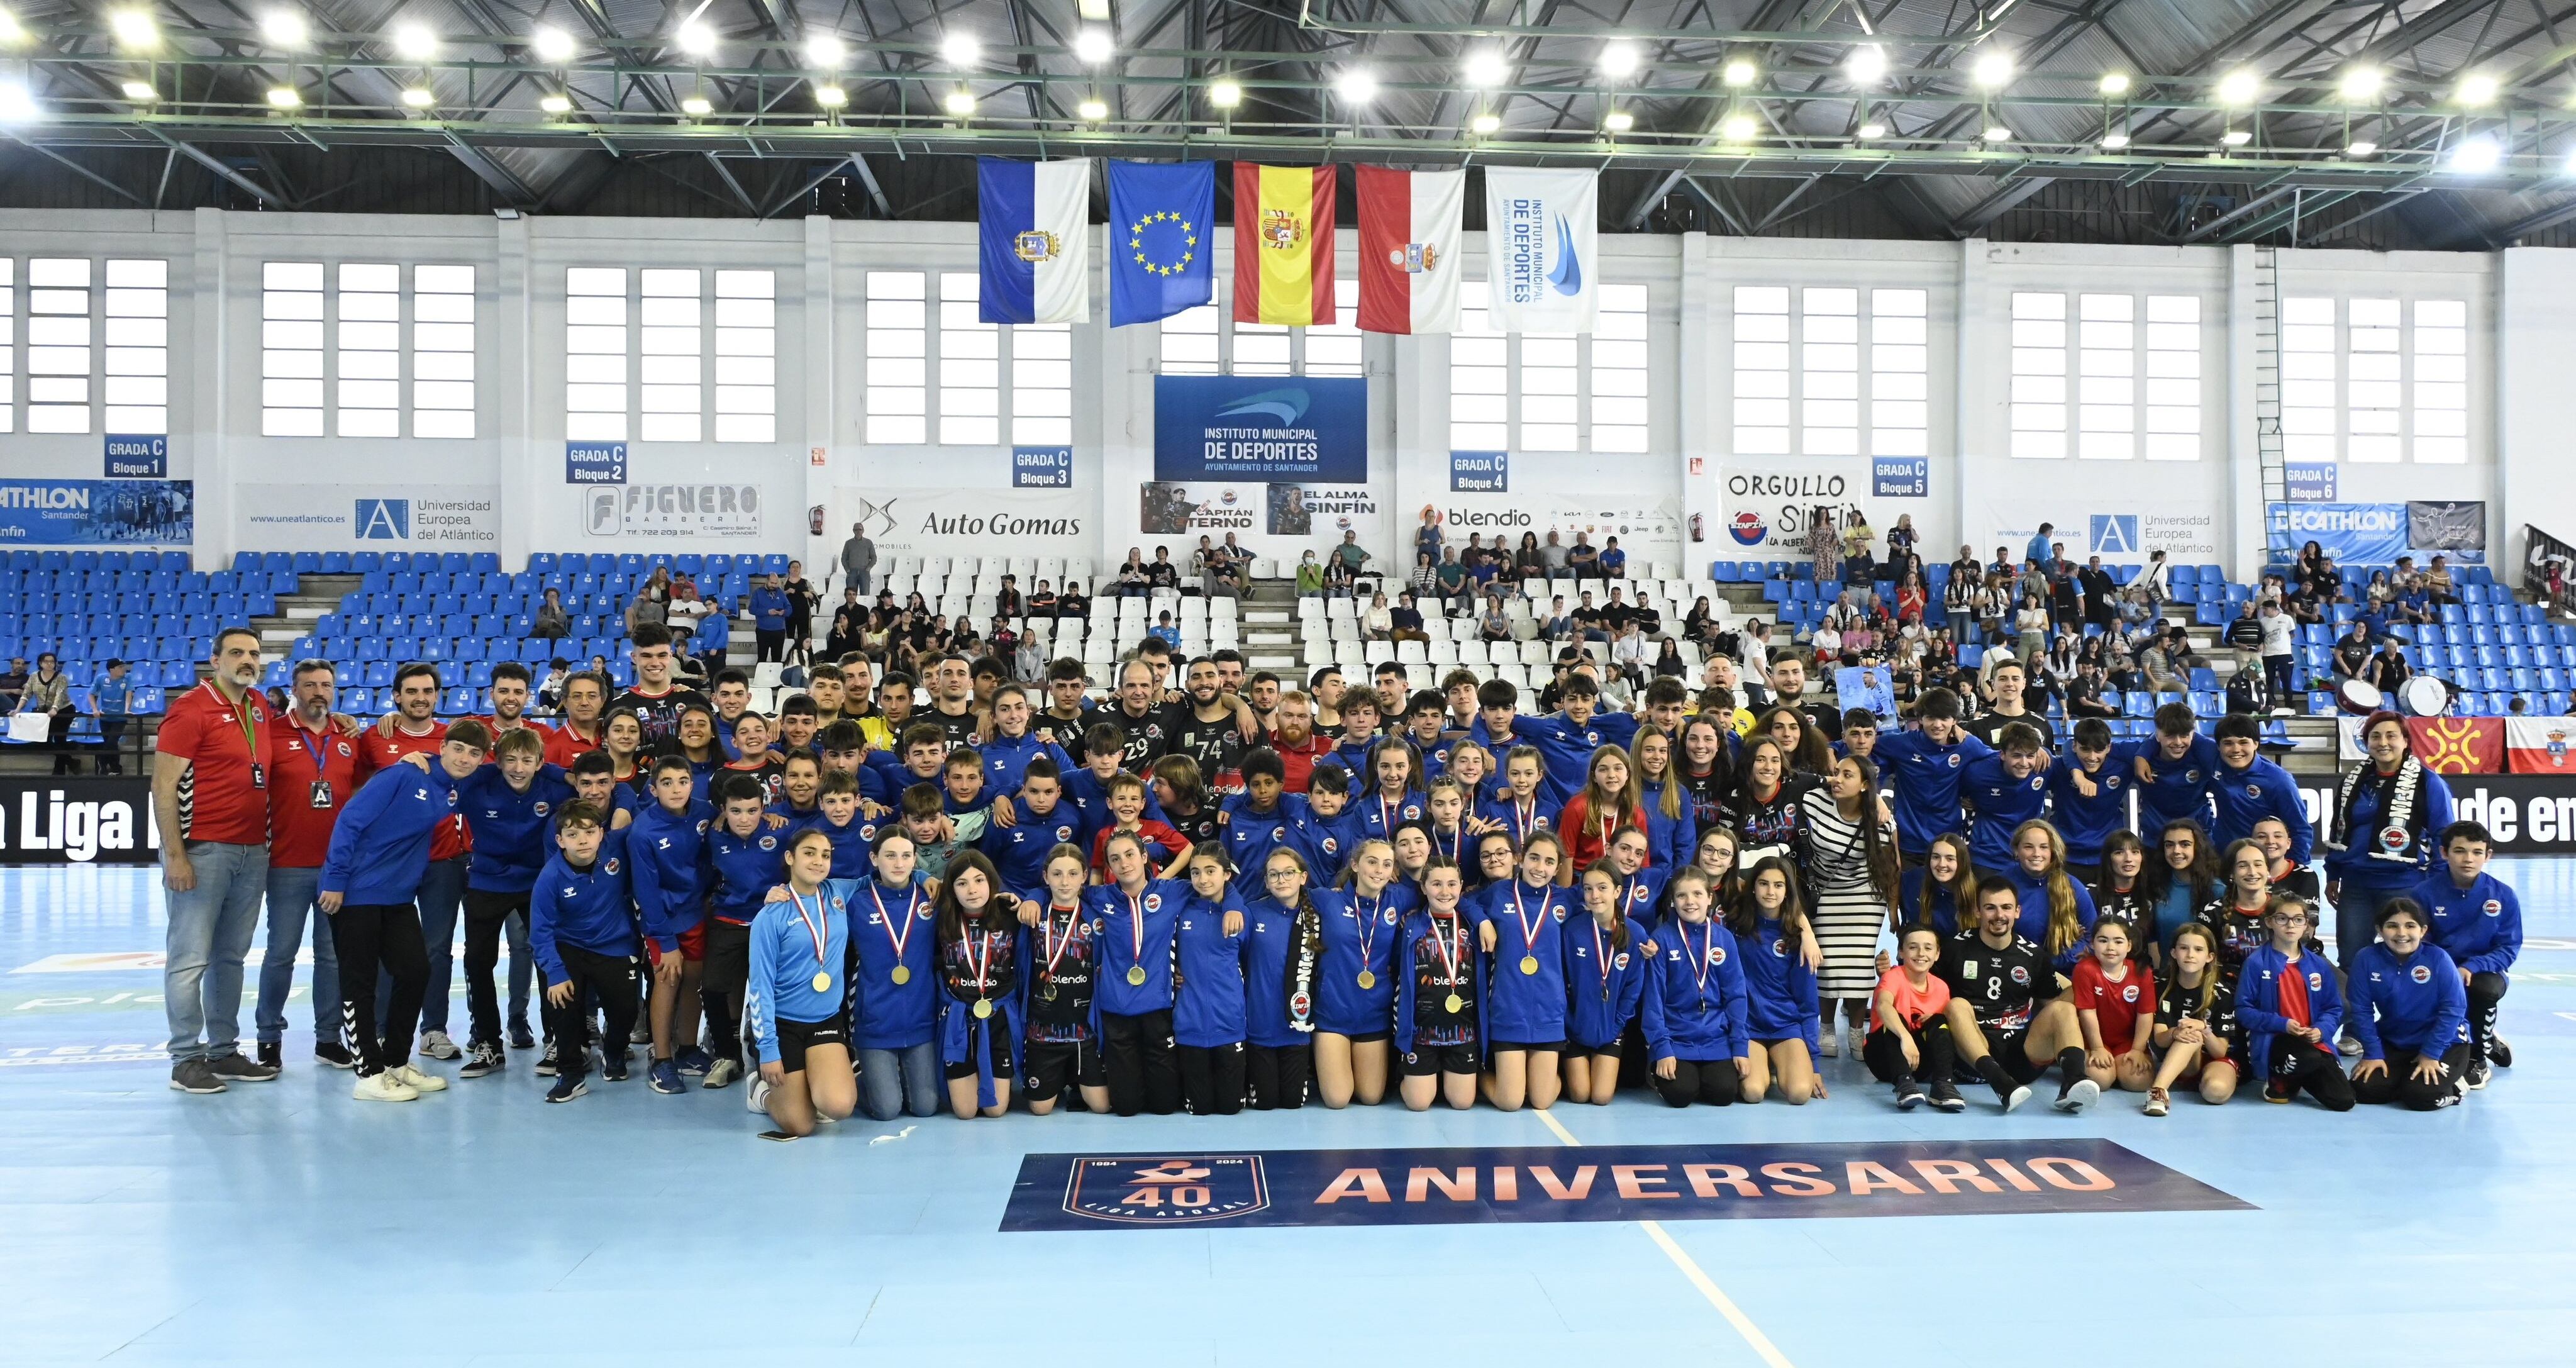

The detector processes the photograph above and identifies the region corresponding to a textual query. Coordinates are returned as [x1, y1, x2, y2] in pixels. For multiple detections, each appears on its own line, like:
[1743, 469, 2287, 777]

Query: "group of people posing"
[153, 615, 2520, 1137]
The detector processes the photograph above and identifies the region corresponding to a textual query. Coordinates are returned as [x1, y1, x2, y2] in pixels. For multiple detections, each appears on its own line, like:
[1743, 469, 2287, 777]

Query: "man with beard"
[1767, 655, 1843, 744]
[157, 629, 288, 1094]
[921, 653, 983, 748]
[541, 670, 608, 767]
[1265, 689, 1330, 794]
[606, 624, 710, 756]
[1163, 655, 1261, 796]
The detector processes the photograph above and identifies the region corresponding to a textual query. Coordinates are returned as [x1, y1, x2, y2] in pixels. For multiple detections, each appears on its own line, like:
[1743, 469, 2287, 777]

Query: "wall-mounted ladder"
[2251, 245, 2294, 565]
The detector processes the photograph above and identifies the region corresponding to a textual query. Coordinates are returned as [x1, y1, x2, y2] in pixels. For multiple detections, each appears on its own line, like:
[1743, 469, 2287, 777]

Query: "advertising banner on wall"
[2265, 501, 2487, 566]
[581, 483, 762, 538]
[1429, 492, 1684, 567]
[1980, 495, 2222, 562]
[236, 484, 496, 550]
[0, 777, 160, 864]
[0, 479, 194, 547]
[1152, 375, 1368, 482]
[835, 487, 1092, 560]
[2301, 774, 2576, 855]
[1714, 463, 1916, 555]
[1133, 480, 1384, 564]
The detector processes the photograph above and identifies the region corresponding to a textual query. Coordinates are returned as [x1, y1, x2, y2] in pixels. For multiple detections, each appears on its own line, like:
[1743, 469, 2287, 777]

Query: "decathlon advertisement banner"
[235, 484, 499, 550]
[1152, 375, 1368, 482]
[2267, 501, 2487, 566]
[835, 487, 1092, 560]
[1481, 168, 1599, 334]
[0, 479, 195, 547]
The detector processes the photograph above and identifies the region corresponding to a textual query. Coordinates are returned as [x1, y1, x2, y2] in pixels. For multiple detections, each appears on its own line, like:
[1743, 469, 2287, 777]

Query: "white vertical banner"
[1482, 168, 1598, 334]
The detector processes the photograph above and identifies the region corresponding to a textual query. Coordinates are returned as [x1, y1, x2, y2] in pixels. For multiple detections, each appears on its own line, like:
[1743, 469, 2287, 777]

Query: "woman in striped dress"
[1797, 752, 1898, 1060]
[1806, 506, 1840, 586]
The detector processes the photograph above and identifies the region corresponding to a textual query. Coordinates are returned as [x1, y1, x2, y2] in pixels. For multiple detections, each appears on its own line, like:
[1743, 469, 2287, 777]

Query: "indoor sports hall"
[3, 3, 2576, 1366]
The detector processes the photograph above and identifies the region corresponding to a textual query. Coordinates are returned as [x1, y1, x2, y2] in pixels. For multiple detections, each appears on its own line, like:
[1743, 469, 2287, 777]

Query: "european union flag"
[1108, 160, 1215, 327]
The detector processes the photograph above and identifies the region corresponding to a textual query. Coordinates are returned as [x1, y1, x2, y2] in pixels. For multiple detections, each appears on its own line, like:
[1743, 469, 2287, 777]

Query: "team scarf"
[2333, 754, 2428, 867]
[1284, 894, 1323, 1034]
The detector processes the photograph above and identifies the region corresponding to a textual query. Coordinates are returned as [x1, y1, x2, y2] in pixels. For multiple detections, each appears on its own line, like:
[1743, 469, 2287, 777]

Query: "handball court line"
[1534, 1108, 1796, 1368]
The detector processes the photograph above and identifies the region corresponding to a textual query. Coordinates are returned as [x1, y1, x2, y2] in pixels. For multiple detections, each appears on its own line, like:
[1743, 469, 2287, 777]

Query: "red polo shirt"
[157, 682, 274, 845]
[266, 715, 365, 869]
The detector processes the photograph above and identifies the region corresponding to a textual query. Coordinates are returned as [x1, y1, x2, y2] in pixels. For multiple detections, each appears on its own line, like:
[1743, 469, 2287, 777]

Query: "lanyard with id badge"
[296, 726, 334, 809]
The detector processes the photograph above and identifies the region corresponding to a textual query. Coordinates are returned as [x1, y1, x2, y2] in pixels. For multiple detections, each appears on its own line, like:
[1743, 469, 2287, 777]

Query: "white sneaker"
[703, 1058, 742, 1089]
[2336, 1033, 2365, 1058]
[1818, 1030, 1839, 1059]
[353, 1071, 419, 1103]
[418, 1030, 463, 1061]
[1845, 1024, 1867, 1062]
[389, 1063, 448, 1093]
[747, 1076, 773, 1114]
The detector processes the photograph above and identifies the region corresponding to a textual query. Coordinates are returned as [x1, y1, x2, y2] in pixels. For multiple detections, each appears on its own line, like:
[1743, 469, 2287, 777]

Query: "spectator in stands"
[1896, 568, 1928, 626]
[2066, 658, 2116, 721]
[1600, 535, 1628, 579]
[2257, 600, 2296, 704]
[1294, 550, 1326, 596]
[2224, 599, 2265, 656]
[1059, 581, 1090, 618]
[1572, 592, 1611, 645]
[2138, 548, 2170, 605]
[1514, 531, 1546, 582]
[2367, 638, 2412, 695]
[1741, 619, 1772, 677]
[84, 657, 135, 774]
[1975, 573, 2011, 647]
[0, 655, 24, 712]
[1407, 550, 1438, 602]
[694, 598, 734, 676]
[1538, 595, 1573, 642]
[1841, 510, 1875, 585]
[1116, 549, 1150, 597]
[2013, 593, 2050, 660]
[751, 575, 792, 664]
[1390, 591, 1430, 645]
[2426, 555, 2458, 606]
[625, 585, 665, 638]
[1479, 595, 1513, 645]
[1538, 530, 1570, 576]
[1434, 547, 1468, 603]
[1557, 533, 1593, 578]
[826, 588, 865, 658]
[1611, 620, 1652, 687]
[1885, 514, 1919, 580]
[1148, 545, 1182, 592]
[840, 521, 877, 596]
[16, 651, 75, 776]
[2333, 621, 2373, 680]
[665, 576, 707, 642]
[1414, 508, 1445, 567]
[1805, 508, 1839, 584]
[528, 587, 570, 642]
[784, 562, 819, 666]
[1328, 531, 1370, 593]
[2079, 556, 2117, 630]
[2026, 521, 2057, 570]
[1363, 591, 1394, 642]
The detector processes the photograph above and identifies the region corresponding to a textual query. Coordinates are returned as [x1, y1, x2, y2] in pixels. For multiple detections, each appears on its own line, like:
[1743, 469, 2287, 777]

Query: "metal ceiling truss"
[0, 0, 2569, 243]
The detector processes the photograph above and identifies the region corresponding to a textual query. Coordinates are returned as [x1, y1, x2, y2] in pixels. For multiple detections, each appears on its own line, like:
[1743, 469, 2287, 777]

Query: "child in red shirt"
[2070, 920, 2158, 1098]
[1088, 771, 1192, 879]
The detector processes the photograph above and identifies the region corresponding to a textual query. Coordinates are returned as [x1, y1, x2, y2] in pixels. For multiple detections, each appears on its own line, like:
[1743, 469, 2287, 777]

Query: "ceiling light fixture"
[2216, 69, 2259, 106]
[2450, 135, 2501, 172]
[0, 10, 24, 46]
[680, 93, 713, 116]
[2098, 72, 2129, 97]
[1599, 41, 1638, 80]
[1336, 68, 1377, 103]
[1723, 57, 1757, 87]
[267, 85, 301, 108]
[675, 19, 716, 58]
[109, 9, 157, 50]
[0, 80, 37, 121]
[260, 9, 308, 47]
[804, 33, 846, 68]
[392, 22, 438, 60]
[401, 86, 435, 108]
[1077, 96, 1108, 120]
[1971, 50, 2012, 89]
[121, 79, 156, 101]
[2346, 140, 2377, 156]
[2221, 128, 2251, 146]
[1982, 123, 2011, 142]
[1605, 109, 1633, 133]
[1073, 28, 1113, 64]
[531, 26, 576, 64]
[540, 93, 573, 113]
[944, 87, 976, 116]
[1845, 45, 1886, 84]
[1462, 50, 1507, 88]
[2100, 130, 2130, 149]
[1857, 120, 1887, 139]
[1208, 78, 1241, 109]
[1471, 112, 1501, 134]
[1720, 113, 1757, 143]
[815, 84, 847, 108]
[2457, 72, 2500, 107]
[2338, 67, 2383, 102]
[941, 33, 980, 67]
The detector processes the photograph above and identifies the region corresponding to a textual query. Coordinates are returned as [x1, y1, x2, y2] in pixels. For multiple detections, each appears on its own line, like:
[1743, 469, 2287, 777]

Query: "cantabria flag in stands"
[977, 157, 1092, 325]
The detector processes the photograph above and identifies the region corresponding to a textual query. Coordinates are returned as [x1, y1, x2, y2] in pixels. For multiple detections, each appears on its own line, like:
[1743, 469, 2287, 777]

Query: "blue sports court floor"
[4, 859, 2573, 1367]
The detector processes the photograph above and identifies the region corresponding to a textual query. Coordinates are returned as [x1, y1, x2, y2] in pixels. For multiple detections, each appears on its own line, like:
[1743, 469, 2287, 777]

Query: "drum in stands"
[2336, 678, 2384, 716]
[2399, 676, 2449, 717]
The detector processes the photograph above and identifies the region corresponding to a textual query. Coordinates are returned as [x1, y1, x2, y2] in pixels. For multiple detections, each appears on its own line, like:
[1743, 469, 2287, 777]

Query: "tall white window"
[863, 270, 926, 444]
[2076, 293, 2134, 460]
[1731, 286, 1791, 455]
[26, 258, 91, 434]
[564, 267, 628, 442]
[0, 259, 13, 434]
[1450, 281, 1507, 450]
[2280, 295, 2336, 463]
[1870, 288, 1928, 455]
[1593, 282, 1650, 453]
[2143, 294, 2200, 461]
[1519, 332, 1579, 452]
[102, 259, 166, 435]
[639, 269, 701, 443]
[1800, 287, 1860, 455]
[1158, 304, 1219, 375]
[713, 269, 774, 443]
[2007, 291, 2067, 459]
[937, 272, 998, 446]
[2347, 296, 2400, 463]
[1305, 280, 1363, 377]
[261, 261, 325, 437]
[412, 264, 475, 439]
[1011, 324, 1072, 445]
[2412, 299, 2467, 464]
[335, 263, 401, 438]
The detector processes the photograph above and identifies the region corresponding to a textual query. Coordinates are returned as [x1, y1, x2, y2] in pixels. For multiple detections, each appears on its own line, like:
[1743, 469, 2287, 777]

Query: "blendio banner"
[1002, 1139, 2248, 1231]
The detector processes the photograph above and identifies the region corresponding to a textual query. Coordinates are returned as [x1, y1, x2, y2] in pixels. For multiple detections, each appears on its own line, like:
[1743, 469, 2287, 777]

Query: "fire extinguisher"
[1689, 512, 1705, 543]
[807, 504, 825, 537]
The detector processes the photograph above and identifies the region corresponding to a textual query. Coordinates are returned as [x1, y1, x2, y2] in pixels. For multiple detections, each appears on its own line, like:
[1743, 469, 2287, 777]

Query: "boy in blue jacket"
[321, 720, 489, 1101]
[452, 726, 580, 1078]
[1960, 722, 2050, 880]
[528, 801, 640, 1102]
[2413, 820, 2521, 1088]
[2123, 703, 2217, 837]
[630, 754, 716, 1092]
[1868, 687, 1994, 859]
[2209, 713, 2312, 862]
[2236, 896, 2355, 1111]
[2349, 897, 2472, 1111]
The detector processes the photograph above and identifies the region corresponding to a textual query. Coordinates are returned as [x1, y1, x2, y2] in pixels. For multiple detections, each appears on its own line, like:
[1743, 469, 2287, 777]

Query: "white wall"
[0, 208, 2538, 582]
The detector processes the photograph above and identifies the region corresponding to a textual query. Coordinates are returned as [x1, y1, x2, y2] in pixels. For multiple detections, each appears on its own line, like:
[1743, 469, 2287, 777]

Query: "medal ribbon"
[1042, 904, 1082, 981]
[1593, 917, 1614, 996]
[1353, 890, 1382, 972]
[1431, 909, 1463, 987]
[1126, 889, 1147, 974]
[789, 888, 829, 970]
[963, 923, 999, 996]
[1510, 883, 1552, 959]
[870, 884, 919, 968]
[1512, 796, 1538, 845]
[1685, 921, 1714, 1001]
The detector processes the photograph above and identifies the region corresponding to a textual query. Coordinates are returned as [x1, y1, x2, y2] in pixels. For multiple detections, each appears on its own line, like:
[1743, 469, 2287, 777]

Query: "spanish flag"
[1233, 164, 1337, 326]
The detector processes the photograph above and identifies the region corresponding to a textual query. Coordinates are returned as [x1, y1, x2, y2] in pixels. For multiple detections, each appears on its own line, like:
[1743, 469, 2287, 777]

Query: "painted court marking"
[1535, 1108, 1796, 1368]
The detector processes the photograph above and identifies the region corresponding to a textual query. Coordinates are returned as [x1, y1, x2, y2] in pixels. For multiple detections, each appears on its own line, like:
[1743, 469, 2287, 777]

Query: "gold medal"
[972, 998, 993, 1020]
[1357, 970, 1377, 990]
[1519, 955, 1540, 975]
[891, 965, 911, 986]
[1443, 993, 1463, 1014]
[1126, 965, 1148, 986]
[811, 971, 831, 993]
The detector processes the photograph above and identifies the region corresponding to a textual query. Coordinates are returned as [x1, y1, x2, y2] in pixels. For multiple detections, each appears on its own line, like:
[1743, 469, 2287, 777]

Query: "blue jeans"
[386, 856, 468, 1037]
[857, 1042, 941, 1121]
[254, 864, 340, 1045]
[164, 841, 269, 1062]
